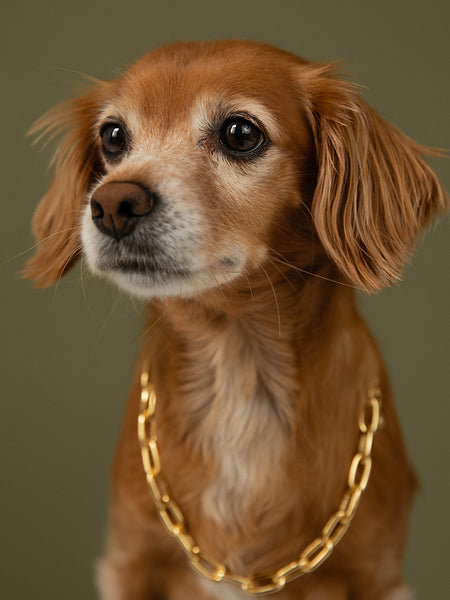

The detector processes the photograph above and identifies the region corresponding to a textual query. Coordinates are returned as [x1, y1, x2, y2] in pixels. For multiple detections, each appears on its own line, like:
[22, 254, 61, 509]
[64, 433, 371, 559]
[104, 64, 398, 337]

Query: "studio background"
[1, 1, 448, 598]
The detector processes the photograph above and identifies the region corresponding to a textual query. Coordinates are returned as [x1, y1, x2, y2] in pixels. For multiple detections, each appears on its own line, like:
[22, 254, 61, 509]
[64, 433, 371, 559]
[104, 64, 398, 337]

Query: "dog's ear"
[302, 64, 448, 292]
[24, 84, 108, 288]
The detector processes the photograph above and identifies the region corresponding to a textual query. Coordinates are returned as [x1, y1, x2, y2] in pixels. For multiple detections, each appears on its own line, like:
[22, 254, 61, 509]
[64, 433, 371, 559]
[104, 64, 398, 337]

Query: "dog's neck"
[149, 263, 355, 419]
[151, 261, 350, 365]
[142, 264, 377, 572]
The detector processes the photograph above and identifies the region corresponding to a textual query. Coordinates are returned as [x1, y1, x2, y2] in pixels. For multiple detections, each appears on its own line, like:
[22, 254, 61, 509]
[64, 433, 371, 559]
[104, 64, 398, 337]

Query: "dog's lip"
[97, 254, 242, 280]
[108, 258, 192, 277]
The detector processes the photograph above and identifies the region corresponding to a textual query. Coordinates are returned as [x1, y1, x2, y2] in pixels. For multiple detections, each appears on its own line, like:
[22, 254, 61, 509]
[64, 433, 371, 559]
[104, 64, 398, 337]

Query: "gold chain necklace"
[138, 367, 382, 596]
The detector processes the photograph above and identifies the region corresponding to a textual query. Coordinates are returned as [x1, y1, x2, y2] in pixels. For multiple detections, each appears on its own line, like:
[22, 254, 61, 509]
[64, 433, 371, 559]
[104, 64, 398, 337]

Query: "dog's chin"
[84, 254, 247, 300]
[108, 267, 246, 299]
[103, 266, 239, 299]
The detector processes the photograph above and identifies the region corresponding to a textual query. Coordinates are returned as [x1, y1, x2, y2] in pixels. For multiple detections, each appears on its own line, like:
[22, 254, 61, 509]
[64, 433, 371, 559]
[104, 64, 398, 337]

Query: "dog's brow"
[191, 95, 279, 136]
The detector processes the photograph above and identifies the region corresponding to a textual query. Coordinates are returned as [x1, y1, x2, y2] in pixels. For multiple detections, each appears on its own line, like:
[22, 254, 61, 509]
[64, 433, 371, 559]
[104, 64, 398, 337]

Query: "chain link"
[138, 368, 382, 596]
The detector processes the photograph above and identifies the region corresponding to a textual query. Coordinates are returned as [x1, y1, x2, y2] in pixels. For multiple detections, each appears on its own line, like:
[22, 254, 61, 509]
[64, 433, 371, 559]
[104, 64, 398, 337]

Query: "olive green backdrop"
[1, 1, 449, 598]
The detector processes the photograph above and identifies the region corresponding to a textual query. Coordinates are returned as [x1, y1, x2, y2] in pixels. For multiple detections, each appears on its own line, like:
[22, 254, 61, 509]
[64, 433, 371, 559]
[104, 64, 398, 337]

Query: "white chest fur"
[180, 319, 297, 530]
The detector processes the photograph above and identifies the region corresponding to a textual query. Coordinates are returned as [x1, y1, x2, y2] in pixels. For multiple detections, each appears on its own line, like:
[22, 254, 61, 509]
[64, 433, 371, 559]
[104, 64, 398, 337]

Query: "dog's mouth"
[90, 233, 196, 280]
[108, 258, 192, 278]
[89, 245, 246, 299]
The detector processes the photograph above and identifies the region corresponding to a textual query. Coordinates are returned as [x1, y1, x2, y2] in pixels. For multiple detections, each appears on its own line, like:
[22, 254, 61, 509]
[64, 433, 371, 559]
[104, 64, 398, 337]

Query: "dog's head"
[25, 40, 447, 296]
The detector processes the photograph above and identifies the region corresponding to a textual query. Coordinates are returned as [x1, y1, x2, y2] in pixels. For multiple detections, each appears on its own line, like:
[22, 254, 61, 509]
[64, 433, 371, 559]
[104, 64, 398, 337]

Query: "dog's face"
[25, 41, 447, 295]
[81, 43, 313, 298]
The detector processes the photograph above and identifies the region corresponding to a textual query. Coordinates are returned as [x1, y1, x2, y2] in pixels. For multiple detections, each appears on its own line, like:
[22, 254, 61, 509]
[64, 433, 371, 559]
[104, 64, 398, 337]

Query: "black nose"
[90, 182, 156, 240]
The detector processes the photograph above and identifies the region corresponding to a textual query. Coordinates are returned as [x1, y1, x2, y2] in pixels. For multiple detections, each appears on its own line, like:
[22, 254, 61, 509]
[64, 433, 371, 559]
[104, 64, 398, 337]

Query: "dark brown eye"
[220, 118, 264, 154]
[100, 123, 127, 156]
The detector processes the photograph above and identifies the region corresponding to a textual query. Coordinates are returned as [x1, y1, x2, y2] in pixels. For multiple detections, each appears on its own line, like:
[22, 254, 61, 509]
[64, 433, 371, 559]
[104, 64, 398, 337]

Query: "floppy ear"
[24, 84, 108, 287]
[303, 65, 448, 292]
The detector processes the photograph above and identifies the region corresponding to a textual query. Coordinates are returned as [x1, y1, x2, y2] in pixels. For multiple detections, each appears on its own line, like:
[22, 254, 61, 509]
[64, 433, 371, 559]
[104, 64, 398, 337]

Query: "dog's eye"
[100, 123, 127, 156]
[220, 118, 264, 154]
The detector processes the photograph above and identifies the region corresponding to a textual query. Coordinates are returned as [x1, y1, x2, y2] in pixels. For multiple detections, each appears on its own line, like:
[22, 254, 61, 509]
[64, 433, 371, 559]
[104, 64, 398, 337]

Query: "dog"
[25, 40, 448, 599]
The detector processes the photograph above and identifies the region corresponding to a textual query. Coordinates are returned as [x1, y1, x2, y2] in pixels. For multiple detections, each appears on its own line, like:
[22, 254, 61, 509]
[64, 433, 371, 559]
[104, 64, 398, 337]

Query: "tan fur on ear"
[303, 65, 448, 292]
[24, 84, 109, 287]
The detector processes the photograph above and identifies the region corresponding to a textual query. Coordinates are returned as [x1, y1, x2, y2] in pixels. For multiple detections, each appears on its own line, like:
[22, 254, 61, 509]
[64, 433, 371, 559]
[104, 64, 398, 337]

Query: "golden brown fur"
[26, 41, 448, 599]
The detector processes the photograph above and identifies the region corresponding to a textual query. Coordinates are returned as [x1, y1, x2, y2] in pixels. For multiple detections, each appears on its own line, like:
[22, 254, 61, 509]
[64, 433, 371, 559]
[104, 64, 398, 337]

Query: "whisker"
[270, 253, 358, 290]
[242, 272, 255, 303]
[51, 236, 82, 300]
[260, 263, 281, 338]
[92, 293, 123, 351]
[139, 307, 168, 344]
[2, 227, 78, 266]
[265, 257, 300, 295]
[34, 65, 102, 84]
[79, 254, 95, 321]
[128, 296, 146, 321]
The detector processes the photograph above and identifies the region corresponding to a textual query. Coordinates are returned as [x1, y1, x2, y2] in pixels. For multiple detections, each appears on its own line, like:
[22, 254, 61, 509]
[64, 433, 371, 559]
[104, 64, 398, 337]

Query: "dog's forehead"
[106, 41, 308, 140]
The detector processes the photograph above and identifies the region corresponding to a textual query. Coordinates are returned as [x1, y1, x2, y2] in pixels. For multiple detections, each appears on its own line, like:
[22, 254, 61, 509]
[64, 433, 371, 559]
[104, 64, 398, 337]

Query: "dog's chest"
[181, 321, 296, 530]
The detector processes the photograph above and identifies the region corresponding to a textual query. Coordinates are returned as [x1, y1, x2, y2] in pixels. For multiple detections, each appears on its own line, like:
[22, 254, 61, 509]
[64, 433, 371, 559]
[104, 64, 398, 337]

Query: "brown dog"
[26, 41, 448, 599]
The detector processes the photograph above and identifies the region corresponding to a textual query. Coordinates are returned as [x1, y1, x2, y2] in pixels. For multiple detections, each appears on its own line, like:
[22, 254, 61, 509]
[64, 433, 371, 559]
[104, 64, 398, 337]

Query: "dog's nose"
[90, 182, 156, 240]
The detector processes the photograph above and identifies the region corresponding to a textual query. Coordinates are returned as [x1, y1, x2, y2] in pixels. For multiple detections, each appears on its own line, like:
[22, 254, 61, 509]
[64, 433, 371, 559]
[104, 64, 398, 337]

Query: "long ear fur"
[24, 84, 108, 287]
[303, 64, 448, 292]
